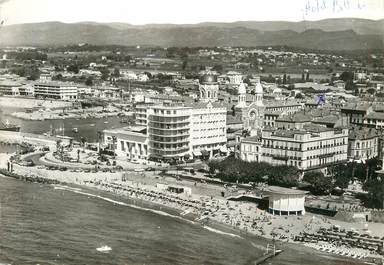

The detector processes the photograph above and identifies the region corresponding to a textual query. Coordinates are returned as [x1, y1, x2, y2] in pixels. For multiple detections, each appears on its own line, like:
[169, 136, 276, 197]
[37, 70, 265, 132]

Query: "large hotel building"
[34, 82, 78, 100]
[241, 125, 349, 172]
[103, 72, 227, 161]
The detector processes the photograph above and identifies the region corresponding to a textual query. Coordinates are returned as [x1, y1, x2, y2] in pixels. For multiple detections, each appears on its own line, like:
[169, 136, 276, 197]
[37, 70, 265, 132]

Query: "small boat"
[89, 124, 95, 127]
[104, 121, 109, 124]
[72, 128, 78, 133]
[96, 245, 111, 253]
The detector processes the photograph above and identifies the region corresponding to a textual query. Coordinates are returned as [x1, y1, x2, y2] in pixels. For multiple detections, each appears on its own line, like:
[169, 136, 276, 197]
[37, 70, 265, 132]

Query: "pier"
[253, 244, 283, 265]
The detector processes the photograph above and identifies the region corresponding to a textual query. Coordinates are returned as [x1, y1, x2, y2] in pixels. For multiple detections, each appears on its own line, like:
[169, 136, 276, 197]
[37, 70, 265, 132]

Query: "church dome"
[255, 82, 263, 94]
[238, 83, 246, 94]
[200, 72, 218, 84]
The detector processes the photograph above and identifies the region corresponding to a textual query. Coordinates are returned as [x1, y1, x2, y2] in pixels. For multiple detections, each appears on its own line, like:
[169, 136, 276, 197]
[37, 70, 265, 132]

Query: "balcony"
[148, 123, 189, 131]
[149, 147, 190, 156]
[149, 130, 189, 137]
[149, 138, 189, 145]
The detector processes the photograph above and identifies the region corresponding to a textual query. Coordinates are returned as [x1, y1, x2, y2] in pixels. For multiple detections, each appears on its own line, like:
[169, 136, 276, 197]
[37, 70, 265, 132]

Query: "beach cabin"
[265, 186, 308, 216]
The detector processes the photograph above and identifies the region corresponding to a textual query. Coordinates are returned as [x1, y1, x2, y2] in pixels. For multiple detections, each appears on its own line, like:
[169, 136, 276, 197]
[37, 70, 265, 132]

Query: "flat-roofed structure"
[0, 81, 22, 96]
[266, 186, 308, 216]
[34, 82, 78, 100]
[103, 126, 148, 160]
[147, 103, 191, 160]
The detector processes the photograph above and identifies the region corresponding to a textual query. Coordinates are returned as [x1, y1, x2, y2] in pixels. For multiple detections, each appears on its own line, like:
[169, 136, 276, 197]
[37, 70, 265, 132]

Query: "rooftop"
[35, 81, 77, 87]
[276, 112, 311, 123]
[365, 111, 384, 120]
[348, 127, 379, 140]
[266, 186, 308, 195]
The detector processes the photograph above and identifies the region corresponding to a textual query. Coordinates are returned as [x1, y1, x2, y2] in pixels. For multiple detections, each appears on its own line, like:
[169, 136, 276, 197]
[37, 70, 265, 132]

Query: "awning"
[193, 151, 202, 156]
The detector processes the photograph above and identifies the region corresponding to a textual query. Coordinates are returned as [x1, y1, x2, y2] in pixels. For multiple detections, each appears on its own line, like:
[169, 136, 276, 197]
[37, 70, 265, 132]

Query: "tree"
[345, 79, 355, 91]
[363, 177, 384, 209]
[100, 68, 110, 81]
[231, 105, 236, 116]
[306, 72, 310, 81]
[303, 171, 333, 195]
[295, 93, 304, 99]
[27, 66, 40, 80]
[80, 137, 87, 152]
[339, 71, 354, 82]
[212, 64, 223, 72]
[144, 71, 152, 78]
[282, 74, 287, 84]
[267, 165, 300, 187]
[113, 67, 120, 77]
[182, 60, 188, 70]
[301, 72, 305, 81]
[67, 64, 79, 74]
[52, 73, 63, 81]
[367, 88, 376, 95]
[85, 76, 93, 86]
[328, 164, 350, 189]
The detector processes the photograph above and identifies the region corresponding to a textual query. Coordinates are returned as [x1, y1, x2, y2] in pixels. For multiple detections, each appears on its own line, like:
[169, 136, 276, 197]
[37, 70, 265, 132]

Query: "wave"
[203, 226, 243, 239]
[53, 185, 259, 243]
[53, 185, 197, 224]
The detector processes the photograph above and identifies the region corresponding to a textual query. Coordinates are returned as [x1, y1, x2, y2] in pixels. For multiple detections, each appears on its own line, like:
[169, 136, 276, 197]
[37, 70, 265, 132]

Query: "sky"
[0, 0, 383, 25]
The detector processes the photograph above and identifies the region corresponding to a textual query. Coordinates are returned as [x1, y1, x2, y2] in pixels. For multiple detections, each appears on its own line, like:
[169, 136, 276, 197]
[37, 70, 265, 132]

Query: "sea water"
[0, 177, 365, 265]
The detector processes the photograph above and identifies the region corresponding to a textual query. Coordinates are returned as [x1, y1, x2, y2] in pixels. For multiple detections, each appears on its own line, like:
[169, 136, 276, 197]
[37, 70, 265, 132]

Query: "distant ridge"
[0, 18, 383, 50]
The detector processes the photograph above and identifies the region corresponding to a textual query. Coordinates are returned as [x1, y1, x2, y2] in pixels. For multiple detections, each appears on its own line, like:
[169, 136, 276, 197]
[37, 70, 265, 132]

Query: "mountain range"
[0, 18, 383, 50]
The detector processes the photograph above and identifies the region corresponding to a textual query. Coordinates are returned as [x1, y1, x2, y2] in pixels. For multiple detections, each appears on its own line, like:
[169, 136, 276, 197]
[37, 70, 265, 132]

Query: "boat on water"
[72, 128, 79, 133]
[96, 245, 112, 253]
[104, 121, 109, 124]
[0, 119, 20, 132]
[89, 124, 95, 127]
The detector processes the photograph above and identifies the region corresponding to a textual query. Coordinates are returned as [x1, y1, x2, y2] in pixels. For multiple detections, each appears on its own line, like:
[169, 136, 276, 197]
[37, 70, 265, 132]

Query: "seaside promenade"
[2, 137, 384, 263]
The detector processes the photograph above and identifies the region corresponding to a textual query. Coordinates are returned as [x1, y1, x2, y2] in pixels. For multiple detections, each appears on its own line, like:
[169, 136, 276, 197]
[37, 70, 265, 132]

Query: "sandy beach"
[0, 96, 72, 109]
[6, 161, 383, 264]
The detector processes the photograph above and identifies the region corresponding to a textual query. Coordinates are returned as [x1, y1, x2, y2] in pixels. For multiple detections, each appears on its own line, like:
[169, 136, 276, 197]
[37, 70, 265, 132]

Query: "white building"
[137, 73, 150, 82]
[103, 126, 148, 160]
[147, 101, 227, 160]
[34, 82, 78, 100]
[266, 186, 308, 216]
[188, 101, 227, 156]
[227, 71, 243, 85]
[240, 124, 348, 172]
[120, 70, 138, 80]
[147, 103, 191, 160]
[94, 86, 121, 99]
[0, 81, 22, 96]
[348, 127, 379, 161]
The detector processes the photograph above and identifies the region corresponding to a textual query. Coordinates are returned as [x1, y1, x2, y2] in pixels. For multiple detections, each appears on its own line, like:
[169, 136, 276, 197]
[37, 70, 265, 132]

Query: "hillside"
[0, 19, 382, 50]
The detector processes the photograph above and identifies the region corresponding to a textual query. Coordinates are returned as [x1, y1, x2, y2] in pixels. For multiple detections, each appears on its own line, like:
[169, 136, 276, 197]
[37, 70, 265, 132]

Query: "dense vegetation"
[208, 157, 384, 209]
[208, 157, 300, 187]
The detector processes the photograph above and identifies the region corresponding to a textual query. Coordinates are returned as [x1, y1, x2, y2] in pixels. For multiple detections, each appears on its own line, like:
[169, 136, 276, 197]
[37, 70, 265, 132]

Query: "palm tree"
[80, 137, 87, 152]
[112, 136, 117, 157]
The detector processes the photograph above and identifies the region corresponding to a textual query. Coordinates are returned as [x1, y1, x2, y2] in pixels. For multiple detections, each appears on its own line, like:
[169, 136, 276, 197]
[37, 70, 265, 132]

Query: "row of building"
[99, 72, 381, 174]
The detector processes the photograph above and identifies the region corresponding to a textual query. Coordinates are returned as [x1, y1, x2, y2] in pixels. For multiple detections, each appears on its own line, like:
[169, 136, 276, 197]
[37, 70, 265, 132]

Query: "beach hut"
[265, 186, 308, 216]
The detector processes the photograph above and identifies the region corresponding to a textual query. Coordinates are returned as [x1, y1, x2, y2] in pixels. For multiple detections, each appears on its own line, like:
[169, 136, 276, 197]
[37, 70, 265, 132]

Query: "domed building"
[199, 71, 219, 102]
[235, 77, 265, 133]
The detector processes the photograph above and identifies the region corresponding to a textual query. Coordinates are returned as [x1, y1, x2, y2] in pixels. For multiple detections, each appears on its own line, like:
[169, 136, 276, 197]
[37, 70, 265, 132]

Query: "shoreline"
[1, 171, 377, 265]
